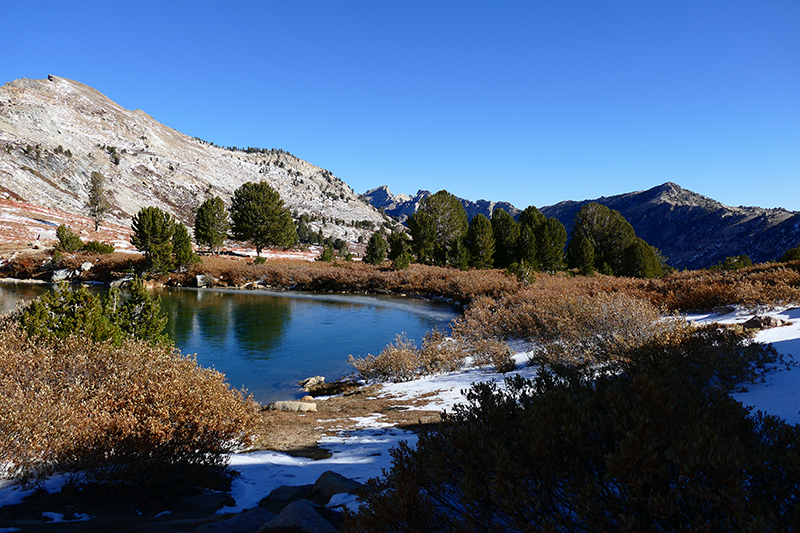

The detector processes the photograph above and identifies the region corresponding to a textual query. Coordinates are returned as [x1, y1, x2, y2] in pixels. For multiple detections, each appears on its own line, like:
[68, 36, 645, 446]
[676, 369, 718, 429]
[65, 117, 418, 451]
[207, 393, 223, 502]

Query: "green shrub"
[347, 328, 796, 531]
[18, 278, 168, 346]
[254, 256, 267, 265]
[55, 224, 84, 253]
[82, 240, 115, 254]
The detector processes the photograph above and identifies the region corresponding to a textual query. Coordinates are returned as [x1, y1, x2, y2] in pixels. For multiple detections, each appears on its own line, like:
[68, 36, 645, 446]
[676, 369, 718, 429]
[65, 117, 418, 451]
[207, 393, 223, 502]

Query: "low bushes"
[348, 330, 469, 382]
[0, 282, 259, 489]
[347, 327, 798, 531]
[0, 324, 258, 488]
[454, 289, 680, 366]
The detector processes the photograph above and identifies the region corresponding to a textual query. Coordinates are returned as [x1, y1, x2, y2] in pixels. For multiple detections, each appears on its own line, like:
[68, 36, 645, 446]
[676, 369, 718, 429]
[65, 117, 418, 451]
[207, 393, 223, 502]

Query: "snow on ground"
[1, 305, 798, 516]
[689, 305, 800, 425]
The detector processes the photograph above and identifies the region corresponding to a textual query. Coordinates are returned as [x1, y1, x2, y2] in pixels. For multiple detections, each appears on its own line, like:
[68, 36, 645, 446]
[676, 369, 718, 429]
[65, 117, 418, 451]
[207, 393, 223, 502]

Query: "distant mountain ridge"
[365, 182, 800, 270]
[363, 185, 521, 223]
[541, 182, 800, 269]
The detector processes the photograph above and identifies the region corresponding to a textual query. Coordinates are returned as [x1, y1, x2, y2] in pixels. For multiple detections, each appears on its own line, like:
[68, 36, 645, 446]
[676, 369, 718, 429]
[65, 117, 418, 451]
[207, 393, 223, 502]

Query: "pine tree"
[364, 231, 389, 265]
[491, 208, 519, 269]
[229, 181, 297, 257]
[466, 214, 495, 269]
[387, 231, 411, 261]
[566, 203, 660, 278]
[87, 171, 110, 231]
[622, 237, 663, 278]
[131, 206, 175, 273]
[515, 206, 546, 269]
[408, 190, 468, 266]
[172, 222, 197, 268]
[194, 196, 229, 253]
[536, 218, 567, 272]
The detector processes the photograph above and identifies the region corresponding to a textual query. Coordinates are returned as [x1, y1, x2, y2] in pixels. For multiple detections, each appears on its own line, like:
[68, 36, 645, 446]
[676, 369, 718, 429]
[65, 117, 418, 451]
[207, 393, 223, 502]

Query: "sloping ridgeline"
[541, 182, 800, 270]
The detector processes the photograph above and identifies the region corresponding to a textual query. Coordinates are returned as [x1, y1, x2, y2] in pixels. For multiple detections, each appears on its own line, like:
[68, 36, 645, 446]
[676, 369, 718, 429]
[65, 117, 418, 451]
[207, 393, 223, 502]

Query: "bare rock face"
[0, 75, 390, 245]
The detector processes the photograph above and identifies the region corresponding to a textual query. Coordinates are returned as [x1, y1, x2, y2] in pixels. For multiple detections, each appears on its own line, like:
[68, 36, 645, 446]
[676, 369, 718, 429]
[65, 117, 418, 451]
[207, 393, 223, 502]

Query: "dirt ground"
[251, 383, 445, 460]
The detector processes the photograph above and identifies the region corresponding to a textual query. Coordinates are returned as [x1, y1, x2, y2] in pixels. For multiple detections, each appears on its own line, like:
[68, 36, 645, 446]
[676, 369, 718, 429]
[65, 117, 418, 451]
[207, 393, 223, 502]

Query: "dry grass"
[0, 323, 259, 488]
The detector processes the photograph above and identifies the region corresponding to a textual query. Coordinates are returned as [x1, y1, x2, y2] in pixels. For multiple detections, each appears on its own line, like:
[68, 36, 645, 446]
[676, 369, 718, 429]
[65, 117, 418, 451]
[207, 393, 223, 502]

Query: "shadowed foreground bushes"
[347, 327, 800, 532]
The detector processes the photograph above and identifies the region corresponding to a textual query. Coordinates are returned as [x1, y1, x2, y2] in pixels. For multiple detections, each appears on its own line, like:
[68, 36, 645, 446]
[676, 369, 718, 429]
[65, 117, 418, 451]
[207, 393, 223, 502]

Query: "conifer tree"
[491, 208, 519, 269]
[566, 203, 661, 278]
[172, 222, 197, 268]
[194, 196, 229, 253]
[387, 231, 411, 261]
[408, 190, 468, 266]
[364, 231, 389, 265]
[88, 171, 109, 231]
[536, 218, 568, 272]
[229, 181, 297, 257]
[517, 206, 546, 268]
[131, 206, 176, 273]
[466, 214, 495, 269]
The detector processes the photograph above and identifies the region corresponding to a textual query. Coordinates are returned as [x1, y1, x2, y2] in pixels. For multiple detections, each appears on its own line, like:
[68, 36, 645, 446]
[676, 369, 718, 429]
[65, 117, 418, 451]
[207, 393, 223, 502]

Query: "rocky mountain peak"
[0, 75, 391, 245]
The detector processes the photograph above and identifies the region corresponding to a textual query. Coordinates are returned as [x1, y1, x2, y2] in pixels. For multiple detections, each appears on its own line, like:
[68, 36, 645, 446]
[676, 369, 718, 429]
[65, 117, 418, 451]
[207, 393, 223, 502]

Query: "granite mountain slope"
[0, 75, 388, 245]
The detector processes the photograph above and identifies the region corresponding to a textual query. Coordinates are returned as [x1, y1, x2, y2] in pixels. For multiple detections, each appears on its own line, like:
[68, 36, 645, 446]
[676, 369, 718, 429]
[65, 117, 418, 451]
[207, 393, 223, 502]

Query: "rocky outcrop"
[0, 75, 390, 245]
[363, 185, 520, 222]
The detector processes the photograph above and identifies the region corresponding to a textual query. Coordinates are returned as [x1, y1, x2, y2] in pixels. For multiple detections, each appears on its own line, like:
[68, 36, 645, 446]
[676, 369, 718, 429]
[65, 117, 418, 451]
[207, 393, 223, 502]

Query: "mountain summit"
[540, 183, 799, 269]
[0, 75, 387, 244]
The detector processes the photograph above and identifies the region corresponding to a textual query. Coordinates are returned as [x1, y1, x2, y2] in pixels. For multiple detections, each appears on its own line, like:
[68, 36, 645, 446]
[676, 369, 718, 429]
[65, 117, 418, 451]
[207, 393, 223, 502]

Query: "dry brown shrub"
[348, 333, 421, 382]
[184, 258, 522, 304]
[0, 323, 259, 488]
[468, 339, 516, 373]
[455, 287, 681, 366]
[419, 329, 468, 374]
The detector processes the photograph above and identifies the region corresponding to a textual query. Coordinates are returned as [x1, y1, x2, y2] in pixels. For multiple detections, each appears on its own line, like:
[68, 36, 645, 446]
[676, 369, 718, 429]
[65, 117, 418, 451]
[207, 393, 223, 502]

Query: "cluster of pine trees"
[365, 190, 665, 279]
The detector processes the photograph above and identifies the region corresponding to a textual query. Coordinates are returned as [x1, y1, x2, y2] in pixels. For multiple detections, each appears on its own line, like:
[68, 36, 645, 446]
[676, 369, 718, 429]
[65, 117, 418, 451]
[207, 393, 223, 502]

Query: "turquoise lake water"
[0, 283, 459, 403]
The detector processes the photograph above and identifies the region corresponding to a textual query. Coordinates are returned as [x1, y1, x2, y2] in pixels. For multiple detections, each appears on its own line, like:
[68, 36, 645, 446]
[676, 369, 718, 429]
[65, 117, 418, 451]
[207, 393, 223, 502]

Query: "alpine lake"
[0, 282, 460, 403]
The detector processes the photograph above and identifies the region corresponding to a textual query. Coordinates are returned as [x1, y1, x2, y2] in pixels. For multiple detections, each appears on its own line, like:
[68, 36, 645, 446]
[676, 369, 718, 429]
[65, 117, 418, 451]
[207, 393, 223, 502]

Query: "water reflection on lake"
[0, 283, 459, 403]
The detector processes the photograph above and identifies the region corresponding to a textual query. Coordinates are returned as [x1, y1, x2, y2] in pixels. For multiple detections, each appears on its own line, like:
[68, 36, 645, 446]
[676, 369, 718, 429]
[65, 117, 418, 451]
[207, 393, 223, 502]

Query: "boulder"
[267, 401, 317, 412]
[259, 499, 337, 533]
[51, 268, 72, 282]
[299, 376, 325, 391]
[258, 484, 313, 514]
[178, 491, 236, 511]
[196, 507, 275, 533]
[712, 305, 736, 315]
[310, 471, 363, 505]
[109, 274, 134, 288]
[79, 261, 93, 272]
[196, 274, 218, 288]
[742, 316, 789, 330]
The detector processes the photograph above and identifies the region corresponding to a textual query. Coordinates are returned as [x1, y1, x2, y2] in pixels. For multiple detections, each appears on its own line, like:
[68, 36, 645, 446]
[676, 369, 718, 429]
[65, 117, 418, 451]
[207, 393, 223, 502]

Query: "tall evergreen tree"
[407, 190, 468, 266]
[87, 171, 109, 231]
[491, 208, 519, 269]
[387, 231, 411, 261]
[229, 181, 297, 257]
[517, 206, 546, 268]
[364, 231, 389, 265]
[131, 206, 175, 273]
[536, 218, 568, 272]
[172, 222, 197, 268]
[567, 203, 661, 278]
[466, 214, 495, 269]
[194, 196, 229, 253]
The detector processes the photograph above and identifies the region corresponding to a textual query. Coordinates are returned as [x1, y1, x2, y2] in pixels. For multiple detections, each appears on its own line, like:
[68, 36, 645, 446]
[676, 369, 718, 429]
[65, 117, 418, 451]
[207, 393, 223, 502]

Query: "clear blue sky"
[2, 1, 798, 210]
